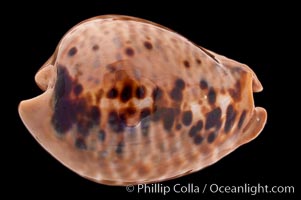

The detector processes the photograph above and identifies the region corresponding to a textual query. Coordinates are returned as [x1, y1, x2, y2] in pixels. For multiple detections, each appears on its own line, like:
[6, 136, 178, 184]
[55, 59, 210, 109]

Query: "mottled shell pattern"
[19, 15, 267, 185]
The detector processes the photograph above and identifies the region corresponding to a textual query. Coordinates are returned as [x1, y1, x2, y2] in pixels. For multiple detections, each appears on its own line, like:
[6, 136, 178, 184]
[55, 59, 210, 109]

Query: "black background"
[6, 1, 298, 199]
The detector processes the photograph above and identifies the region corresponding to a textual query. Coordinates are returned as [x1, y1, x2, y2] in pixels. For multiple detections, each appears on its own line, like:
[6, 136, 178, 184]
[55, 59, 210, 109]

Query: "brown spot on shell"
[124, 107, 137, 116]
[107, 88, 118, 99]
[92, 44, 99, 51]
[143, 41, 153, 50]
[68, 47, 77, 57]
[73, 83, 83, 96]
[106, 64, 117, 73]
[176, 124, 182, 130]
[125, 47, 135, 57]
[200, 79, 208, 90]
[120, 84, 133, 102]
[183, 60, 190, 68]
[136, 86, 146, 99]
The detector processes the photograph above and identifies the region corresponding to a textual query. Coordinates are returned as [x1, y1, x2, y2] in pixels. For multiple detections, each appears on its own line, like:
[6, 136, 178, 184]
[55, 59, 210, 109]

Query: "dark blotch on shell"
[238, 110, 247, 129]
[73, 84, 83, 96]
[183, 60, 190, 68]
[224, 105, 237, 133]
[52, 66, 75, 134]
[152, 87, 163, 101]
[68, 47, 77, 57]
[140, 108, 151, 119]
[205, 107, 222, 130]
[188, 120, 203, 137]
[144, 41, 153, 50]
[194, 135, 204, 145]
[52, 66, 103, 140]
[120, 84, 133, 102]
[90, 106, 101, 124]
[52, 98, 74, 134]
[92, 45, 99, 51]
[170, 88, 183, 102]
[125, 107, 136, 116]
[136, 86, 146, 99]
[189, 126, 198, 137]
[207, 131, 217, 143]
[200, 80, 208, 90]
[170, 78, 186, 102]
[176, 124, 182, 130]
[76, 104, 101, 137]
[162, 108, 176, 131]
[175, 79, 185, 90]
[125, 47, 135, 57]
[75, 138, 87, 150]
[107, 88, 118, 99]
[77, 119, 92, 137]
[54, 65, 73, 99]
[208, 87, 216, 105]
[108, 111, 124, 133]
[229, 81, 242, 101]
[182, 110, 192, 126]
[196, 120, 204, 130]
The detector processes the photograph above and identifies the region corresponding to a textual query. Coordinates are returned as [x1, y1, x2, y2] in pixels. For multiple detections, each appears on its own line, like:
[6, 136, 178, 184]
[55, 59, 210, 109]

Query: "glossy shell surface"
[19, 15, 267, 185]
